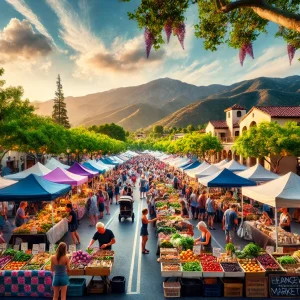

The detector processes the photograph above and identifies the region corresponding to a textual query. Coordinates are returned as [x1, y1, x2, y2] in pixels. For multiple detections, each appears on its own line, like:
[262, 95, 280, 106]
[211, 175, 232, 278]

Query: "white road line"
[211, 235, 224, 250]
[136, 234, 142, 293]
[127, 199, 142, 294]
[104, 208, 119, 229]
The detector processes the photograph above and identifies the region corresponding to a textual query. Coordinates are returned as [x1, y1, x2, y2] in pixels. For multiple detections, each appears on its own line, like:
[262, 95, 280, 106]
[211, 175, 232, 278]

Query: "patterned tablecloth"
[0, 270, 53, 297]
[46, 218, 68, 244]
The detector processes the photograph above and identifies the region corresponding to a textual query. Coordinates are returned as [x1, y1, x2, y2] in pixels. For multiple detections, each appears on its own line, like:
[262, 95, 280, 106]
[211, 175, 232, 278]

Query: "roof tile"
[224, 104, 246, 112]
[256, 106, 300, 117]
[210, 120, 228, 129]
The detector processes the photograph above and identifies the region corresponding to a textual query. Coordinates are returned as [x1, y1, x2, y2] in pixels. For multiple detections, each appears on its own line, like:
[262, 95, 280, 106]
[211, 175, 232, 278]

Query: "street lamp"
[66, 148, 70, 165]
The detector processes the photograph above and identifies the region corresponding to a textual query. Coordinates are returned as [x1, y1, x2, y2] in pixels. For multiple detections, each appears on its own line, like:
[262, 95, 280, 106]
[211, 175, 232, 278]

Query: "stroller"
[118, 196, 135, 222]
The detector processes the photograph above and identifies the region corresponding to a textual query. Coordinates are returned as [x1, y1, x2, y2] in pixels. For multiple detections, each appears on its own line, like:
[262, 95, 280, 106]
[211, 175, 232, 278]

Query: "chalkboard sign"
[269, 275, 300, 298]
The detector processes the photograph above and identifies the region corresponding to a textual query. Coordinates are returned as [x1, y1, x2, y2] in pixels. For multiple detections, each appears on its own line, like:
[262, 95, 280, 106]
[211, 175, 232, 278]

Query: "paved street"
[4, 182, 300, 300]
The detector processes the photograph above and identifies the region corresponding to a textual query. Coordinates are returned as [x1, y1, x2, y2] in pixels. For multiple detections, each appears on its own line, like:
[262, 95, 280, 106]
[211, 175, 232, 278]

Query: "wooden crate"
[87, 280, 104, 294]
[85, 267, 111, 276]
[222, 278, 243, 297]
[68, 268, 85, 276]
[245, 277, 268, 298]
[163, 282, 181, 298]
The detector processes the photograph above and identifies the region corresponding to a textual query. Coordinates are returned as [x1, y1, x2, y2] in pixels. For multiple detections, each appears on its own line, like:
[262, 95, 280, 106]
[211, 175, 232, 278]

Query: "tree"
[122, 0, 300, 65]
[89, 123, 126, 141]
[233, 121, 300, 173]
[187, 124, 195, 133]
[52, 75, 70, 128]
[153, 125, 164, 135]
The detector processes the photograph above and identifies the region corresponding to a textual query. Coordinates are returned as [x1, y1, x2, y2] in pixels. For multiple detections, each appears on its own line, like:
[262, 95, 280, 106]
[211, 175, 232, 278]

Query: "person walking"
[66, 204, 80, 245]
[97, 188, 105, 219]
[51, 242, 70, 300]
[190, 189, 199, 220]
[223, 204, 239, 244]
[198, 190, 207, 221]
[206, 194, 216, 230]
[140, 208, 157, 254]
[103, 188, 110, 216]
[139, 175, 147, 199]
[88, 192, 99, 227]
[107, 183, 114, 205]
[114, 181, 120, 204]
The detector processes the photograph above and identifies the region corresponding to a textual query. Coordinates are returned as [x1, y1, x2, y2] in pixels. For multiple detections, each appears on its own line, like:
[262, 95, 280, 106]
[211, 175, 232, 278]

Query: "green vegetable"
[168, 202, 181, 209]
[171, 233, 181, 239]
[22, 264, 41, 270]
[277, 256, 297, 265]
[180, 237, 194, 251]
[182, 262, 202, 272]
[86, 248, 93, 255]
[157, 227, 177, 234]
[243, 243, 261, 258]
[160, 241, 174, 248]
[155, 202, 166, 208]
[3, 249, 17, 256]
[225, 243, 235, 252]
[13, 251, 32, 262]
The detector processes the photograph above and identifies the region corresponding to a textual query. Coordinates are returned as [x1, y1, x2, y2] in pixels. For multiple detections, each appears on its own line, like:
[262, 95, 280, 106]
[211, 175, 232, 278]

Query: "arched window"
[250, 121, 257, 128]
[237, 111, 241, 117]
[242, 126, 247, 132]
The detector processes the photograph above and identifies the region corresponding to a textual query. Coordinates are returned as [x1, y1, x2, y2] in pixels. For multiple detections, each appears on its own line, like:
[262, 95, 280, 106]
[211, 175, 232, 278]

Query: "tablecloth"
[0, 270, 53, 297]
[46, 218, 68, 244]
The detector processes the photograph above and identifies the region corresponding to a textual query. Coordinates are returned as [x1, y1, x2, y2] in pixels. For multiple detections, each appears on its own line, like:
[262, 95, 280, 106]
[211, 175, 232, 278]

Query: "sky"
[0, 0, 299, 102]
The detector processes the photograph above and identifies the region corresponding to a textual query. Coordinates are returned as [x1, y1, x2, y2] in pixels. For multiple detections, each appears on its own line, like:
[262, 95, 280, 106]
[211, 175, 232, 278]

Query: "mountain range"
[34, 75, 300, 132]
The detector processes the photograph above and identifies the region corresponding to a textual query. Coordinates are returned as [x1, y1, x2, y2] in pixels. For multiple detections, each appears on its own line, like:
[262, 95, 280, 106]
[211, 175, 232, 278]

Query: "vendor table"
[0, 270, 53, 297]
[46, 218, 68, 244]
[10, 234, 47, 249]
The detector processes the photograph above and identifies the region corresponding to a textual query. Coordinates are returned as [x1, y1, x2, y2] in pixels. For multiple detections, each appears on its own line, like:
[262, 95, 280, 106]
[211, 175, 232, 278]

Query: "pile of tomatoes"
[3, 261, 26, 270]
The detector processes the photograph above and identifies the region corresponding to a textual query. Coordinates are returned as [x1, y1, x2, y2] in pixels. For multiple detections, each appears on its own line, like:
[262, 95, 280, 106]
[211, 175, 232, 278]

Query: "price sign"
[13, 244, 20, 251]
[277, 246, 284, 254]
[0, 243, 7, 250]
[213, 247, 221, 258]
[32, 244, 39, 255]
[49, 244, 55, 253]
[21, 242, 28, 252]
[39, 243, 46, 253]
[266, 246, 274, 254]
[193, 245, 201, 255]
[69, 244, 76, 254]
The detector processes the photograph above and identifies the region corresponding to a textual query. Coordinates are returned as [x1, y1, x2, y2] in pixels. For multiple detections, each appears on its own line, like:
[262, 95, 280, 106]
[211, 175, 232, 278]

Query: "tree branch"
[217, 0, 300, 33]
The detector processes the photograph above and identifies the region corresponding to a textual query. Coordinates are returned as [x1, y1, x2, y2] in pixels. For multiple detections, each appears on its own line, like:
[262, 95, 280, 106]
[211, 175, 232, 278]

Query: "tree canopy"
[233, 121, 300, 172]
[89, 123, 126, 141]
[122, 0, 300, 65]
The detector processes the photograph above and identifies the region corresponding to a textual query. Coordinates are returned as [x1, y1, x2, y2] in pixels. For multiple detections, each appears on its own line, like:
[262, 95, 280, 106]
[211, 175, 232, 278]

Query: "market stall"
[4, 163, 51, 181]
[237, 164, 279, 182]
[45, 158, 69, 170]
[213, 159, 228, 167]
[181, 160, 200, 171]
[185, 162, 210, 178]
[0, 177, 15, 189]
[68, 162, 98, 180]
[82, 162, 105, 174]
[220, 160, 248, 172]
[0, 174, 71, 246]
[242, 172, 300, 249]
[195, 165, 220, 179]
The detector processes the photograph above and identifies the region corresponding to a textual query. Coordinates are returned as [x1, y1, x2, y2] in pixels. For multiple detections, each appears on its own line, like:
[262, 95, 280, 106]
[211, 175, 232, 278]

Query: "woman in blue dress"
[88, 192, 99, 227]
[140, 208, 157, 254]
[194, 221, 212, 253]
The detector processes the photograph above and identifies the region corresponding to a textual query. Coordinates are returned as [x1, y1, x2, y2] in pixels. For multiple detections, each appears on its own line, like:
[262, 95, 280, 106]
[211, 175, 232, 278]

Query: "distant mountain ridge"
[34, 75, 300, 131]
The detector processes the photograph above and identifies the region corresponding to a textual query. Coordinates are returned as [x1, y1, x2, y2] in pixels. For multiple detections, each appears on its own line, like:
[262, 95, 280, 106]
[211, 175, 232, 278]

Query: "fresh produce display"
[22, 264, 41, 270]
[157, 226, 177, 235]
[162, 263, 181, 272]
[43, 260, 51, 271]
[13, 251, 32, 262]
[92, 250, 114, 259]
[182, 261, 202, 272]
[71, 250, 92, 269]
[180, 249, 199, 262]
[221, 262, 243, 273]
[218, 253, 237, 263]
[170, 234, 194, 250]
[2, 249, 17, 257]
[87, 260, 112, 268]
[236, 243, 261, 258]
[201, 261, 223, 272]
[277, 256, 297, 265]
[199, 254, 217, 263]
[239, 258, 265, 273]
[30, 253, 50, 265]
[168, 202, 181, 209]
[257, 253, 281, 270]
[0, 256, 12, 269]
[293, 250, 300, 262]
[160, 253, 179, 262]
[160, 240, 174, 248]
[3, 261, 26, 270]
[225, 243, 235, 256]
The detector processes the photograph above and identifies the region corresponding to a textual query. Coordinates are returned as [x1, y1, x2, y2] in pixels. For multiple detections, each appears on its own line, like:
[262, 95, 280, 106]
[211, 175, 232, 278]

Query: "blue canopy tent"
[0, 174, 71, 201]
[101, 158, 118, 165]
[82, 162, 103, 174]
[183, 160, 201, 170]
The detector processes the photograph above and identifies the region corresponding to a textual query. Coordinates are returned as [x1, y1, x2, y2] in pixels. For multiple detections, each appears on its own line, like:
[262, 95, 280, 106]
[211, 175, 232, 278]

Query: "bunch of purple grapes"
[144, 28, 154, 58]
[173, 22, 186, 50]
[287, 44, 296, 65]
[239, 42, 254, 66]
[164, 20, 173, 43]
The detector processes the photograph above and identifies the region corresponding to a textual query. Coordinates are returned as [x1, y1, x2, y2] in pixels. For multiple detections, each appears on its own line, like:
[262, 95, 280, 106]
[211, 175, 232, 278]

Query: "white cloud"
[5, 0, 59, 50]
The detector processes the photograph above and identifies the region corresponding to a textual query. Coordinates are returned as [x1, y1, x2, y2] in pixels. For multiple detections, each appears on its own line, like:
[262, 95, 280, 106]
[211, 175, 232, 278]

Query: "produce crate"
[69, 268, 85, 276]
[202, 278, 223, 297]
[160, 248, 178, 255]
[245, 276, 268, 298]
[182, 270, 202, 278]
[67, 278, 86, 297]
[179, 278, 201, 297]
[85, 266, 111, 276]
[161, 263, 182, 277]
[163, 282, 181, 298]
[87, 280, 104, 294]
[222, 278, 243, 297]
[221, 263, 244, 278]
[160, 253, 180, 263]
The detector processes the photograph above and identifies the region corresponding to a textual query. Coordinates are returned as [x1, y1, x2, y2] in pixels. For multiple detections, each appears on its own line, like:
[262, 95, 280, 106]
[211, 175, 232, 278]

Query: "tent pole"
[275, 207, 278, 249]
[52, 200, 55, 244]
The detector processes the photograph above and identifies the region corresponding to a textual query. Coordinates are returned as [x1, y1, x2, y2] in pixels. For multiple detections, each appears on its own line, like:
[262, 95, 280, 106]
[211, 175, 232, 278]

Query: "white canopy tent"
[237, 164, 279, 182]
[196, 165, 220, 179]
[45, 158, 69, 170]
[173, 158, 191, 168]
[4, 162, 51, 180]
[243, 172, 300, 247]
[213, 159, 228, 167]
[185, 162, 210, 178]
[0, 177, 16, 189]
[221, 160, 248, 172]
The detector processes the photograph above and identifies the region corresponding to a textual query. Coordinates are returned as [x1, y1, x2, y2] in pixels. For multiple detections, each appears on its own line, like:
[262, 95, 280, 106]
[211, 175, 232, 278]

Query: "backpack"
[98, 193, 105, 203]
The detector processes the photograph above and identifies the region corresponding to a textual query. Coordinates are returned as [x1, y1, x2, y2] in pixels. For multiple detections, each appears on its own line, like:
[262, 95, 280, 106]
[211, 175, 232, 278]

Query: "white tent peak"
[221, 160, 248, 172]
[213, 159, 228, 167]
[196, 165, 220, 179]
[237, 164, 279, 182]
[45, 158, 69, 170]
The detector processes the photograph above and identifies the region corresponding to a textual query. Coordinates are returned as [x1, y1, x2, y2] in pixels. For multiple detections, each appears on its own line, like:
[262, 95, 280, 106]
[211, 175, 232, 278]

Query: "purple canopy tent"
[43, 167, 88, 186]
[68, 162, 98, 179]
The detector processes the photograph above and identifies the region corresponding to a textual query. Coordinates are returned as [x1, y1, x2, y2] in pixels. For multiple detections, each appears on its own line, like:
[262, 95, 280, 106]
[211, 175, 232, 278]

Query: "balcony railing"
[219, 136, 238, 143]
